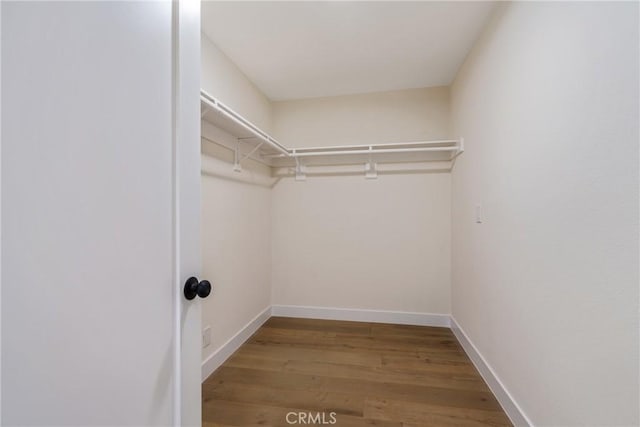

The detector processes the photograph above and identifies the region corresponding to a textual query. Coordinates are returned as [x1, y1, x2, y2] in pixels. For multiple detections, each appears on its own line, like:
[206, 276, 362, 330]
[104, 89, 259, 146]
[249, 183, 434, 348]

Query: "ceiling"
[201, 1, 496, 101]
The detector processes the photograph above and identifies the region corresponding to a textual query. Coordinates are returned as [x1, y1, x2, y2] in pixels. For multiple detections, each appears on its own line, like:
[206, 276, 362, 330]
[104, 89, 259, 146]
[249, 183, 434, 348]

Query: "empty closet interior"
[200, 59, 454, 363]
[198, 2, 639, 426]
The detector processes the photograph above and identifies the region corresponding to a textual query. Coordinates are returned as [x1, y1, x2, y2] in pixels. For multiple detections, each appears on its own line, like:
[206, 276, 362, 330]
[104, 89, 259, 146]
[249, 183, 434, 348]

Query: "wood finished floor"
[202, 317, 512, 427]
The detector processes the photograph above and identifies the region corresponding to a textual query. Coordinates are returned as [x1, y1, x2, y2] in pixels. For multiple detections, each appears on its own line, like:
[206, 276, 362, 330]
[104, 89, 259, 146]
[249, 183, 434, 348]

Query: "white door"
[1, 1, 202, 425]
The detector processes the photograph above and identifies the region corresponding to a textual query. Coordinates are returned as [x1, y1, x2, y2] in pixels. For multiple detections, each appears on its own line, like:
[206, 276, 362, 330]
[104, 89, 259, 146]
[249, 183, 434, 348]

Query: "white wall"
[273, 87, 450, 147]
[271, 88, 452, 315]
[200, 35, 273, 369]
[450, 3, 639, 426]
[201, 33, 272, 132]
[272, 174, 451, 315]
[200, 153, 271, 364]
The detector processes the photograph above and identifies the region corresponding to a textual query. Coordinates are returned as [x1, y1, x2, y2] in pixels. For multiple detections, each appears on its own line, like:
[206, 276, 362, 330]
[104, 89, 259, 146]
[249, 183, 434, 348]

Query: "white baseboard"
[271, 304, 450, 327]
[450, 317, 533, 427]
[201, 306, 271, 382]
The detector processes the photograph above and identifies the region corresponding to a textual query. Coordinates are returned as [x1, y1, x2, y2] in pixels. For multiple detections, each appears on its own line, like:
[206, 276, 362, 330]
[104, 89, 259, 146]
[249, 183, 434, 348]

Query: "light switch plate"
[202, 326, 211, 348]
[475, 204, 482, 223]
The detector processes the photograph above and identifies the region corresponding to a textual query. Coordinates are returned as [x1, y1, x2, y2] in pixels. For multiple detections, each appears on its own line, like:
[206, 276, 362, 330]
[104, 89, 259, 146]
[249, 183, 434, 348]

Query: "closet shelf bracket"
[365, 146, 377, 179]
[241, 141, 264, 163]
[451, 137, 465, 160]
[294, 152, 306, 181]
[233, 141, 242, 172]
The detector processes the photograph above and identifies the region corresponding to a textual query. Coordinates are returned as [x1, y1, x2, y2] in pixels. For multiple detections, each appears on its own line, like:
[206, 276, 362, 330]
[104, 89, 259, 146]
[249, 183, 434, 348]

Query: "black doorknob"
[184, 277, 212, 300]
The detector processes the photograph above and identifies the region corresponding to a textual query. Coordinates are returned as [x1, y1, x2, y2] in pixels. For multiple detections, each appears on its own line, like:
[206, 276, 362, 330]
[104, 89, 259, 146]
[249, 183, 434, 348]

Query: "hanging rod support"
[233, 140, 242, 172]
[365, 146, 377, 179]
[294, 151, 306, 181]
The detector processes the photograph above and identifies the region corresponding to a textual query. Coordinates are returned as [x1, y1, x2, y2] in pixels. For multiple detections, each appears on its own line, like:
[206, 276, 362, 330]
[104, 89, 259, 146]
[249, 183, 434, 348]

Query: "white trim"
[170, 1, 181, 424]
[450, 317, 533, 427]
[201, 306, 272, 382]
[271, 304, 450, 327]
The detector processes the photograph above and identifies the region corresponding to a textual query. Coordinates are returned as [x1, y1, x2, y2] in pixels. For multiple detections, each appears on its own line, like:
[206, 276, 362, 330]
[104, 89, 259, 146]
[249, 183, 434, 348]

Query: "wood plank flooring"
[203, 317, 511, 427]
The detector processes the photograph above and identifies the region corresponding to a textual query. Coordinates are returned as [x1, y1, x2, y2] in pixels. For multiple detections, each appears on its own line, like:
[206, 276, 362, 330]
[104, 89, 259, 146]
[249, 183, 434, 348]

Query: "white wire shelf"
[200, 90, 464, 176]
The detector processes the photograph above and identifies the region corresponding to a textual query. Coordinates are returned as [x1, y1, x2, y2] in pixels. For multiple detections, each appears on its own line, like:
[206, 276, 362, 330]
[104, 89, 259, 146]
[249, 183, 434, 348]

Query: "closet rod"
[200, 91, 289, 156]
[291, 139, 459, 152]
[267, 146, 459, 158]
